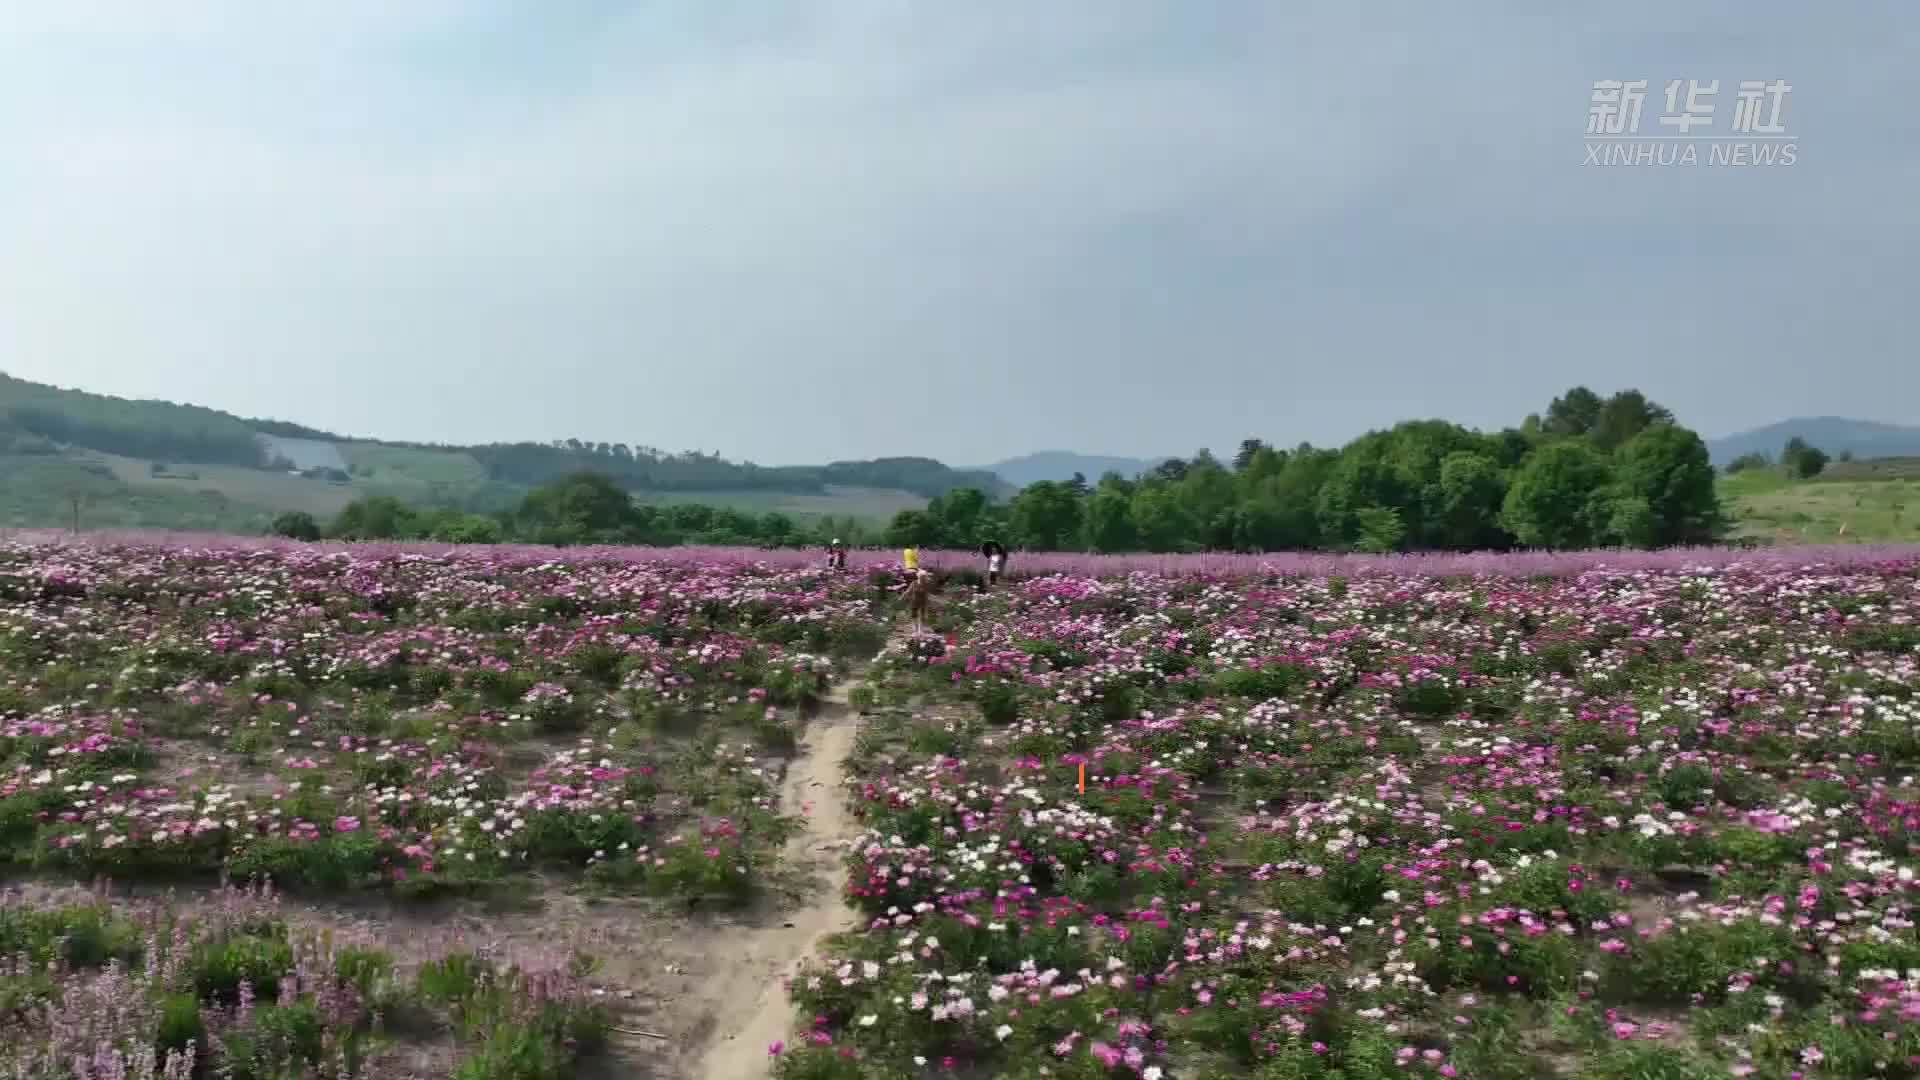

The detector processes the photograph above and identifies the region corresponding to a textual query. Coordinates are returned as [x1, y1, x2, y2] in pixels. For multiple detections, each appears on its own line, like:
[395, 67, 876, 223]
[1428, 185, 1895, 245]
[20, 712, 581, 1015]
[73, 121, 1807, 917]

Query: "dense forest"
[0, 374, 267, 467]
[289, 386, 1730, 555]
[273, 476, 878, 550]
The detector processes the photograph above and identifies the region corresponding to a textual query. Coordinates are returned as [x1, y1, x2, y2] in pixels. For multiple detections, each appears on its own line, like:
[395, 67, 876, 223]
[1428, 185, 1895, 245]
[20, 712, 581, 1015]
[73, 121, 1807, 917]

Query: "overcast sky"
[1, 2, 1913, 465]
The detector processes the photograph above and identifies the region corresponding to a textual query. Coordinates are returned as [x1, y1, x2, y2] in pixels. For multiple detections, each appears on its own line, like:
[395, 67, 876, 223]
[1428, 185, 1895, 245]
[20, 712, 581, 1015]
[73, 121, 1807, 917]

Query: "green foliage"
[1351, 506, 1406, 553]
[0, 454, 272, 533]
[1501, 440, 1614, 549]
[0, 372, 265, 466]
[1008, 481, 1084, 550]
[1613, 423, 1721, 544]
[1783, 436, 1831, 479]
[1542, 386, 1603, 438]
[1433, 450, 1509, 549]
[513, 471, 640, 543]
[1590, 388, 1675, 451]
[270, 511, 322, 541]
[1605, 495, 1660, 548]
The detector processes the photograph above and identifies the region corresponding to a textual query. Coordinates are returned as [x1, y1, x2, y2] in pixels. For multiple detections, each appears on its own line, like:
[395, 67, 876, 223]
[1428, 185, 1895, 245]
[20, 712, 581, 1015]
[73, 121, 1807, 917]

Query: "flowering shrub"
[0, 883, 606, 1079]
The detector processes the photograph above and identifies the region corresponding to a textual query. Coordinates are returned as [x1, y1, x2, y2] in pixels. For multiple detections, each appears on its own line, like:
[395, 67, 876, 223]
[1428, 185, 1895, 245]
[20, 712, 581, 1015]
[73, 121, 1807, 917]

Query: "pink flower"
[768, 1041, 784, 1056]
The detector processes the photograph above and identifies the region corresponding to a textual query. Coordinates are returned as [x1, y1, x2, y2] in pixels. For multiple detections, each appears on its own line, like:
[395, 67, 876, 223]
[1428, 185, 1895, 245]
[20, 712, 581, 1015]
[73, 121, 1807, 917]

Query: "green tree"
[441, 515, 503, 544]
[1781, 437, 1830, 479]
[1175, 453, 1237, 549]
[515, 472, 637, 542]
[1082, 489, 1138, 552]
[1316, 421, 1482, 550]
[1613, 424, 1721, 545]
[928, 487, 990, 544]
[1432, 451, 1510, 550]
[1148, 458, 1189, 484]
[1604, 495, 1659, 548]
[270, 511, 321, 542]
[1351, 506, 1406, 553]
[1130, 486, 1196, 551]
[753, 512, 795, 545]
[1542, 386, 1604, 438]
[332, 496, 414, 540]
[1007, 481, 1084, 551]
[1500, 440, 1613, 549]
[1590, 389, 1675, 451]
[1254, 445, 1336, 551]
[883, 509, 940, 548]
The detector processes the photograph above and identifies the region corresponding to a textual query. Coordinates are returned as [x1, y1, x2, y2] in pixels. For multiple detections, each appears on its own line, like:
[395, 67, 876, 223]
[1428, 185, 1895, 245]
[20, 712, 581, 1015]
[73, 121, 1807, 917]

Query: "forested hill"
[0, 372, 1004, 499]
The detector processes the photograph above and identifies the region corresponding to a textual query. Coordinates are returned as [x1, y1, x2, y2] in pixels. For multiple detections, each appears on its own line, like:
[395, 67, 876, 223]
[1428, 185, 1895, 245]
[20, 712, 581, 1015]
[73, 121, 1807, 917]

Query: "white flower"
[858, 1015, 877, 1027]
[995, 1024, 1012, 1041]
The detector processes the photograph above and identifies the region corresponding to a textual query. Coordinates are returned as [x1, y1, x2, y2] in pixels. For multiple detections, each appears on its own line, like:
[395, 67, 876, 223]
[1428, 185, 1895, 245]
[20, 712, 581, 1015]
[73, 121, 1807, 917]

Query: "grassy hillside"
[86, 451, 363, 518]
[0, 371, 984, 531]
[0, 455, 274, 532]
[338, 443, 490, 488]
[1720, 467, 1920, 543]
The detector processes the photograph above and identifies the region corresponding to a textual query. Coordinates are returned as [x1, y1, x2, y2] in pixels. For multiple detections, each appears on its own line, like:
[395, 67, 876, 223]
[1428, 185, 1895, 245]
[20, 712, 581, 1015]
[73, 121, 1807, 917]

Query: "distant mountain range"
[979, 451, 1162, 488]
[1706, 417, 1920, 465]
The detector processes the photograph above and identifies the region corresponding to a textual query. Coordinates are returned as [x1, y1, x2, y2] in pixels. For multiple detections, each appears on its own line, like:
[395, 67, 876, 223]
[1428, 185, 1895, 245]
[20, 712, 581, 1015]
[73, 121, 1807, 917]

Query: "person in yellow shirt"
[902, 546, 919, 574]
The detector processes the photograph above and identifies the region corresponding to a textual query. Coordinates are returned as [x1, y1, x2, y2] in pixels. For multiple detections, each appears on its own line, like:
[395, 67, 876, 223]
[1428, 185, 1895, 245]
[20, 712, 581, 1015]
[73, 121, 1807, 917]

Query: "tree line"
[1725, 436, 1839, 480]
[273, 473, 882, 549]
[280, 386, 1732, 555]
[940, 387, 1723, 554]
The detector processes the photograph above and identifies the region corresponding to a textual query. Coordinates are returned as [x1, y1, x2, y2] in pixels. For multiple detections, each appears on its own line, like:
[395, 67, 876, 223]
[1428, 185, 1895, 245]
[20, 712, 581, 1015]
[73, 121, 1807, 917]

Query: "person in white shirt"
[981, 539, 1007, 588]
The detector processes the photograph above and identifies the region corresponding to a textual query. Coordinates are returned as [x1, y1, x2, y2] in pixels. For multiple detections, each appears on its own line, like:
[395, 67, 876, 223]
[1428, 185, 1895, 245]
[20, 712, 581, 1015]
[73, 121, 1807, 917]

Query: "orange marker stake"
[1078, 762, 1085, 793]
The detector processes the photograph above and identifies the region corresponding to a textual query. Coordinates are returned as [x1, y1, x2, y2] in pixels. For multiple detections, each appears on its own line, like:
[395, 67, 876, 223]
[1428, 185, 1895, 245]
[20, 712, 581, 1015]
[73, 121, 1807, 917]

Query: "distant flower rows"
[9, 527, 1919, 577]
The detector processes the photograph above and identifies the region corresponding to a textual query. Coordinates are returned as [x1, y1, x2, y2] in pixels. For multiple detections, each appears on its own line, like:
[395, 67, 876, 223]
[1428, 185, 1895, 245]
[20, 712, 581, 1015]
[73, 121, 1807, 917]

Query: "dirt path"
[689, 657, 875, 1079]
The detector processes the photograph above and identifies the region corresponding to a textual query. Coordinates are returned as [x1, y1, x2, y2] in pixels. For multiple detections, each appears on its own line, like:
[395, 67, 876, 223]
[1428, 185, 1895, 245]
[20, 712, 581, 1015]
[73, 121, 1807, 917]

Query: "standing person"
[902, 545, 919, 576]
[827, 538, 848, 571]
[980, 539, 1007, 588]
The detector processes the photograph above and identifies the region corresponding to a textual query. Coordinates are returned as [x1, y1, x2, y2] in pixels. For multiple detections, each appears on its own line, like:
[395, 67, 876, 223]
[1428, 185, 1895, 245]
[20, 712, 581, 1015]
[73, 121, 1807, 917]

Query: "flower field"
[4, 536, 1920, 1078]
[0, 538, 899, 1076]
[782, 554, 1920, 1079]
